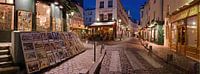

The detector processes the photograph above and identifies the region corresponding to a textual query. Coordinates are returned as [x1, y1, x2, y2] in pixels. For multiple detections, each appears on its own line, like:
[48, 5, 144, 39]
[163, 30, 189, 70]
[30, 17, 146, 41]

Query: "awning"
[90, 22, 115, 27]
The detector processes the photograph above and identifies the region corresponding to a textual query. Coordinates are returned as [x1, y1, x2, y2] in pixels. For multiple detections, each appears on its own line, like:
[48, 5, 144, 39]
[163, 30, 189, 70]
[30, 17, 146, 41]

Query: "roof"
[90, 22, 115, 27]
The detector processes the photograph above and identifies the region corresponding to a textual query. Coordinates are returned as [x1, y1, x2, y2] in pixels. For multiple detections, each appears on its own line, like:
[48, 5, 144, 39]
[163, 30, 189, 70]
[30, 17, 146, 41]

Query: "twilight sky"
[83, 0, 147, 21]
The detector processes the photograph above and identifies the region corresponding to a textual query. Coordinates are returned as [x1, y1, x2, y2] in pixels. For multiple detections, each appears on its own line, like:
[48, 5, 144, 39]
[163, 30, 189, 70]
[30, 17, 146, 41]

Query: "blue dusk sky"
[83, 0, 147, 21]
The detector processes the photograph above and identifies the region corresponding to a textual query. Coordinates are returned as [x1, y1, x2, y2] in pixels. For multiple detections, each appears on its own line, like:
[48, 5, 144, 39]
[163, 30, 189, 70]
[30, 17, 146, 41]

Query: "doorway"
[177, 25, 186, 55]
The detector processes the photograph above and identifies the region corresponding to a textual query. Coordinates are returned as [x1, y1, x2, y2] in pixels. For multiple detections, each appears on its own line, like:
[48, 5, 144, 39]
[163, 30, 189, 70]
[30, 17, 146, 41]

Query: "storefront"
[89, 21, 116, 41]
[148, 21, 164, 45]
[169, 2, 200, 61]
[0, 0, 14, 42]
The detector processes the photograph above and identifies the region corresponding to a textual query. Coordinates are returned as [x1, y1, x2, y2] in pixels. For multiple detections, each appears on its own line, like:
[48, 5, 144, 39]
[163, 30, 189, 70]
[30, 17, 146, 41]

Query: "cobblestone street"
[99, 38, 183, 74]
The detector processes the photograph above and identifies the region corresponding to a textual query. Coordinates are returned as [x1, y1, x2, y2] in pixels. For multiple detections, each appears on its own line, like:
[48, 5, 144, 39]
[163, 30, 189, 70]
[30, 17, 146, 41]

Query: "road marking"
[109, 51, 121, 72]
[137, 51, 163, 68]
[124, 50, 146, 70]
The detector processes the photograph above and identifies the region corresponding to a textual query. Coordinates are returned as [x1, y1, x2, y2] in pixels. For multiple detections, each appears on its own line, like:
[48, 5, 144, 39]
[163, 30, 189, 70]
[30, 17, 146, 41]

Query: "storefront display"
[20, 32, 84, 73]
[0, 4, 14, 31]
[18, 11, 32, 31]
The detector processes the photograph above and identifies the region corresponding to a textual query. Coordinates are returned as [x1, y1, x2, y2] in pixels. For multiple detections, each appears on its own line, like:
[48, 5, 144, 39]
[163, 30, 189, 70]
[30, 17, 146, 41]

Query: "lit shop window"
[187, 16, 197, 47]
[18, 11, 32, 31]
[171, 23, 177, 45]
[0, 4, 14, 31]
[36, 3, 50, 32]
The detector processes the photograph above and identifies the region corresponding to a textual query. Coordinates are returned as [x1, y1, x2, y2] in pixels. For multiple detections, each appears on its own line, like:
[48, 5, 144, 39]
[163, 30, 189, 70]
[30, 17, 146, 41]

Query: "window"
[108, 0, 113, 8]
[187, 16, 197, 47]
[99, 1, 104, 8]
[108, 13, 112, 21]
[89, 17, 91, 22]
[99, 14, 104, 21]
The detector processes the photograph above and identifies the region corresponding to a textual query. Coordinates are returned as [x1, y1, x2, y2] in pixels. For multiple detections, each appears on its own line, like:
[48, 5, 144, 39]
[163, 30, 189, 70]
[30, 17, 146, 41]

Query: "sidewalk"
[139, 39, 200, 74]
[44, 43, 103, 74]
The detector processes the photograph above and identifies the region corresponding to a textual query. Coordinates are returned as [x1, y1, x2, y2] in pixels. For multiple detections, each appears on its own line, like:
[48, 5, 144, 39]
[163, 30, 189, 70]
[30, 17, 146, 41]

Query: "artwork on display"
[24, 52, 37, 62]
[41, 32, 48, 40]
[39, 58, 49, 69]
[34, 42, 44, 51]
[47, 53, 55, 65]
[32, 33, 42, 41]
[21, 33, 33, 41]
[18, 11, 32, 31]
[20, 32, 85, 73]
[0, 4, 14, 31]
[36, 50, 47, 59]
[26, 61, 40, 73]
[23, 43, 34, 52]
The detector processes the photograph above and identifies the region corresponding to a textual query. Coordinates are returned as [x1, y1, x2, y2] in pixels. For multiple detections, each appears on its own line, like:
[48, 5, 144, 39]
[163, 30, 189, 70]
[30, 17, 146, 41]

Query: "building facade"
[163, 0, 200, 61]
[140, 0, 164, 45]
[84, 8, 96, 26]
[92, 0, 131, 40]
[69, 4, 85, 38]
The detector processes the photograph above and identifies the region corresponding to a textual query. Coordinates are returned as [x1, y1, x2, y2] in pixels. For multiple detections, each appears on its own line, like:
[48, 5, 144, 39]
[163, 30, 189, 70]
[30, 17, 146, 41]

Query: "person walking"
[100, 44, 105, 54]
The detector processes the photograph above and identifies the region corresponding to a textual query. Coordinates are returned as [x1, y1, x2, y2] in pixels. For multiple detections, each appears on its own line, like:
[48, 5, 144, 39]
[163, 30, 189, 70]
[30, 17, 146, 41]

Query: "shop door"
[177, 26, 186, 55]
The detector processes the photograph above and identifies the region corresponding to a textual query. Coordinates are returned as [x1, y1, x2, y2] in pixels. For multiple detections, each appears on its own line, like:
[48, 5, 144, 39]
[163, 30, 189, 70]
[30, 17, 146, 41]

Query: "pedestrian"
[100, 44, 105, 54]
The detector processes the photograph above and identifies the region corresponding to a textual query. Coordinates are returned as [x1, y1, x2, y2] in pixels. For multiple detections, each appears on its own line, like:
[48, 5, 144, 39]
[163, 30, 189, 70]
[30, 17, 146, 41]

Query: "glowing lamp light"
[54, 2, 59, 5]
[119, 19, 122, 23]
[192, 22, 196, 25]
[59, 5, 63, 9]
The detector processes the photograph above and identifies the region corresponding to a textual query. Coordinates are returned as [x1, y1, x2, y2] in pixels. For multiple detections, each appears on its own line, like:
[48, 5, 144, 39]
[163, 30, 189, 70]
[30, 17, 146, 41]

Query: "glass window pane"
[187, 16, 197, 47]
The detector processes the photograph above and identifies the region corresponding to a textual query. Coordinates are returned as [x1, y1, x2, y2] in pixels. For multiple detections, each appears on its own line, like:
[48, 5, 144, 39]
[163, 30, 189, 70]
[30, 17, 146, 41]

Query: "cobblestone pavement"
[100, 37, 182, 74]
[44, 43, 102, 74]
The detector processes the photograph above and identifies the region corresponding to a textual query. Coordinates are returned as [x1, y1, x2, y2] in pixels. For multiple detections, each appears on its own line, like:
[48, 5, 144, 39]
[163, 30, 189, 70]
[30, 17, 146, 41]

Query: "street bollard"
[166, 54, 173, 63]
[193, 62, 200, 74]
[149, 46, 152, 52]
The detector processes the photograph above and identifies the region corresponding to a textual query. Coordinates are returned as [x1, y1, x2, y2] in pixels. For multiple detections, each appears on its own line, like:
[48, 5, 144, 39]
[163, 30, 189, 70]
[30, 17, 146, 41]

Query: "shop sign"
[188, 5, 198, 16]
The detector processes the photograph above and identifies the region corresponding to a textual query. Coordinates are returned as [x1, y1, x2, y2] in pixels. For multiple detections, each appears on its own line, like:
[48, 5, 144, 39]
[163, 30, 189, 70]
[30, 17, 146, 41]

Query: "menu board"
[20, 32, 85, 73]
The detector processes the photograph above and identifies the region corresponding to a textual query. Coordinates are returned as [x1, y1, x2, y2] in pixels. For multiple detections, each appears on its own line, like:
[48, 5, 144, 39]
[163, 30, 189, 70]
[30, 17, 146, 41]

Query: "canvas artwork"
[34, 42, 44, 51]
[24, 52, 37, 62]
[23, 43, 34, 51]
[47, 53, 55, 65]
[41, 32, 48, 40]
[36, 50, 47, 59]
[32, 33, 42, 41]
[21, 33, 33, 41]
[47, 33, 53, 40]
[18, 11, 32, 31]
[26, 61, 40, 73]
[44, 43, 51, 52]
[39, 58, 49, 69]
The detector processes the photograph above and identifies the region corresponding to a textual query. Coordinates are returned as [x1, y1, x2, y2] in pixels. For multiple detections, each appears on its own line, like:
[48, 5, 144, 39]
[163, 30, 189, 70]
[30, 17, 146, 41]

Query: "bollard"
[146, 43, 148, 48]
[166, 54, 173, 63]
[193, 62, 200, 74]
[149, 46, 152, 53]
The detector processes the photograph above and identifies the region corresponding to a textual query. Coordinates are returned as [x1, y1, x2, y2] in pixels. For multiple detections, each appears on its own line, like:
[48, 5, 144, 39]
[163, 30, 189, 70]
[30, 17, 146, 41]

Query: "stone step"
[0, 50, 9, 55]
[0, 46, 9, 50]
[0, 55, 11, 59]
[0, 66, 20, 74]
[0, 61, 13, 68]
